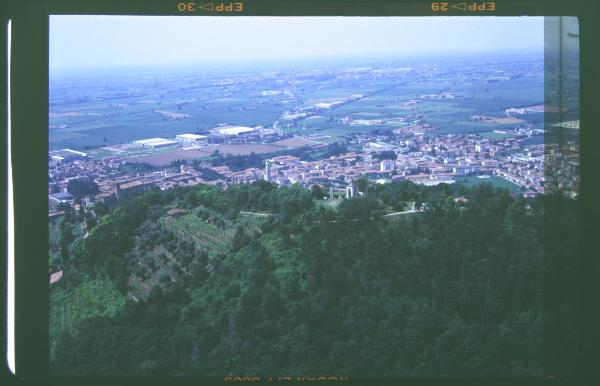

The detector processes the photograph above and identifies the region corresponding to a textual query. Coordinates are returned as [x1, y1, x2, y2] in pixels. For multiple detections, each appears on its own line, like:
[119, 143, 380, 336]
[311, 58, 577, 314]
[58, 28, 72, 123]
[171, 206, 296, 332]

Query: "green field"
[163, 213, 232, 254]
[455, 176, 522, 194]
[50, 59, 544, 150]
[479, 131, 515, 140]
[49, 72, 299, 150]
[284, 76, 543, 140]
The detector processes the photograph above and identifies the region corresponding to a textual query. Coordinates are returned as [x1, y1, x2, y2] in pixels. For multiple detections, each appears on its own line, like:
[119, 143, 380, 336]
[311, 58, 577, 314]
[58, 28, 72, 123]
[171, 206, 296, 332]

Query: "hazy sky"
[50, 16, 544, 72]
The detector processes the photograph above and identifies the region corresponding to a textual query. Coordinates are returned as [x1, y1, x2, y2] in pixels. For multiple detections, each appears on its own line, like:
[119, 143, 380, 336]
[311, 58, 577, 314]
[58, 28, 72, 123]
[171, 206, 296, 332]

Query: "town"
[48, 54, 579, 214]
[48, 116, 567, 214]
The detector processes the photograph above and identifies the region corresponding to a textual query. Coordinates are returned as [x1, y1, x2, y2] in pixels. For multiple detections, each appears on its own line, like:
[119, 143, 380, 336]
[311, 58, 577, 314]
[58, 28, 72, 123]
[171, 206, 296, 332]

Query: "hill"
[49, 180, 579, 376]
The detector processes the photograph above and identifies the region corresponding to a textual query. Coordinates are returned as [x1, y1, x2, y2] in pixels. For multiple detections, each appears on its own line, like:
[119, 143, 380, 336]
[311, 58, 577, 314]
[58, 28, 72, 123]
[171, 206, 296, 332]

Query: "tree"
[310, 185, 326, 200]
[356, 177, 370, 193]
[67, 178, 100, 198]
[93, 202, 108, 217]
[231, 225, 249, 252]
[376, 150, 396, 161]
[50, 180, 566, 377]
[326, 142, 347, 157]
[85, 213, 97, 231]
[57, 202, 74, 214]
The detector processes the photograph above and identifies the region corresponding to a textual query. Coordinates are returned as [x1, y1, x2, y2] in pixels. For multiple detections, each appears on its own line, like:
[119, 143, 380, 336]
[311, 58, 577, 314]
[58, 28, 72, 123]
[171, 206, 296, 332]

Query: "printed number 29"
[431, 2, 449, 11]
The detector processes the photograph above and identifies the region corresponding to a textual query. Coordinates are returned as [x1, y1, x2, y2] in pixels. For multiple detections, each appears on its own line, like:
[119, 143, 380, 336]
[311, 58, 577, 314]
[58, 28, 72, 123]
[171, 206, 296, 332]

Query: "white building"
[364, 142, 398, 153]
[132, 138, 178, 148]
[49, 148, 88, 162]
[49, 191, 75, 204]
[215, 126, 256, 136]
[175, 133, 207, 144]
[453, 165, 479, 176]
[264, 159, 274, 182]
[380, 159, 395, 172]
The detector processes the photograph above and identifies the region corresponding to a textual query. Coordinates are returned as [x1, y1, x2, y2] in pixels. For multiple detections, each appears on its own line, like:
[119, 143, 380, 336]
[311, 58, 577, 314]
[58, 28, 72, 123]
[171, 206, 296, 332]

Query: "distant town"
[48, 54, 580, 214]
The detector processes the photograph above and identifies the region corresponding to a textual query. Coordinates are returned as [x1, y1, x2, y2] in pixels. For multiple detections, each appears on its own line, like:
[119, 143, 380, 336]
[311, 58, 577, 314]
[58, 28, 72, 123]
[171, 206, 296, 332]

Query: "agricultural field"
[163, 213, 232, 254]
[288, 76, 542, 140]
[128, 209, 269, 300]
[272, 136, 320, 148]
[50, 55, 544, 150]
[297, 125, 391, 142]
[204, 143, 283, 156]
[127, 148, 212, 167]
[488, 117, 526, 125]
[478, 131, 516, 140]
[49, 69, 297, 150]
[124, 143, 285, 167]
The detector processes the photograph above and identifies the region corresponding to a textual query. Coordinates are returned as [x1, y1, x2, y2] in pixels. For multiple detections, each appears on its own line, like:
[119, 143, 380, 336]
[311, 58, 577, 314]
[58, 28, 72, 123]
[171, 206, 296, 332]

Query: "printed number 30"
[177, 2, 196, 12]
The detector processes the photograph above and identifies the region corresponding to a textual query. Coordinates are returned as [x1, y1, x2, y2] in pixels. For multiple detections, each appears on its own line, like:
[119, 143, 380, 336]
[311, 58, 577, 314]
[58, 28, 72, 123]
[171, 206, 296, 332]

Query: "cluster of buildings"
[127, 125, 281, 151]
[48, 120, 560, 217]
[505, 104, 545, 115]
[47, 65, 574, 213]
[130, 127, 261, 150]
[259, 126, 546, 196]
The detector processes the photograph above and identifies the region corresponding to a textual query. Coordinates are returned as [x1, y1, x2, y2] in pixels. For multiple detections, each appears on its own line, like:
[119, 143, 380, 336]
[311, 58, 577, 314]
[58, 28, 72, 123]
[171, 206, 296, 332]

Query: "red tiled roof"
[50, 270, 63, 284]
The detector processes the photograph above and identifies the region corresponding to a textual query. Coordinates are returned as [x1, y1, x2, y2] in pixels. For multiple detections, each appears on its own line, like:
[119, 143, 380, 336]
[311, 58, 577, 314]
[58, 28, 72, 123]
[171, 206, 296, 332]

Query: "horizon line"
[50, 49, 544, 76]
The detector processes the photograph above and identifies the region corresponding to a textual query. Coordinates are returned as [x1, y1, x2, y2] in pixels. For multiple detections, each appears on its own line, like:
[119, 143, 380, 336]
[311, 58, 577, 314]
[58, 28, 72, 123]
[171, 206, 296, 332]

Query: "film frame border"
[2, 0, 598, 385]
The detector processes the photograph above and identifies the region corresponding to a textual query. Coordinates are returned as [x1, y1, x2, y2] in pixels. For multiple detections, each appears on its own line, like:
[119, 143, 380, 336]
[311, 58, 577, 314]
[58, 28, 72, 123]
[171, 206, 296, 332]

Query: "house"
[49, 191, 75, 204]
[167, 208, 187, 218]
[115, 180, 150, 200]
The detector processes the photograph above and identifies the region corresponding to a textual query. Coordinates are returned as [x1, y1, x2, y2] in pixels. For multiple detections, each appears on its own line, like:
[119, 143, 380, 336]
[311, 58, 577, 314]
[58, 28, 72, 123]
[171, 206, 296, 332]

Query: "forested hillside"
[49, 181, 579, 376]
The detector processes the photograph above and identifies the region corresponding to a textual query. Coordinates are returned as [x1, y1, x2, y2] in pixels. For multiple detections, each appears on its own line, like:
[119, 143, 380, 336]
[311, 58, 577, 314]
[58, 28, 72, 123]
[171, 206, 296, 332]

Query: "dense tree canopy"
[66, 178, 100, 198]
[50, 181, 579, 377]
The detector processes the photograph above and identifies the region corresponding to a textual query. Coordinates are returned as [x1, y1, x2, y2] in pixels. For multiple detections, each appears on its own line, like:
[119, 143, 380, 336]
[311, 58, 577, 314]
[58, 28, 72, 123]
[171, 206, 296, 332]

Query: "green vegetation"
[478, 131, 515, 140]
[192, 165, 226, 181]
[49, 220, 62, 246]
[67, 178, 100, 198]
[50, 60, 545, 151]
[455, 176, 522, 195]
[50, 180, 578, 377]
[50, 277, 126, 359]
[163, 213, 232, 254]
[49, 208, 88, 272]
